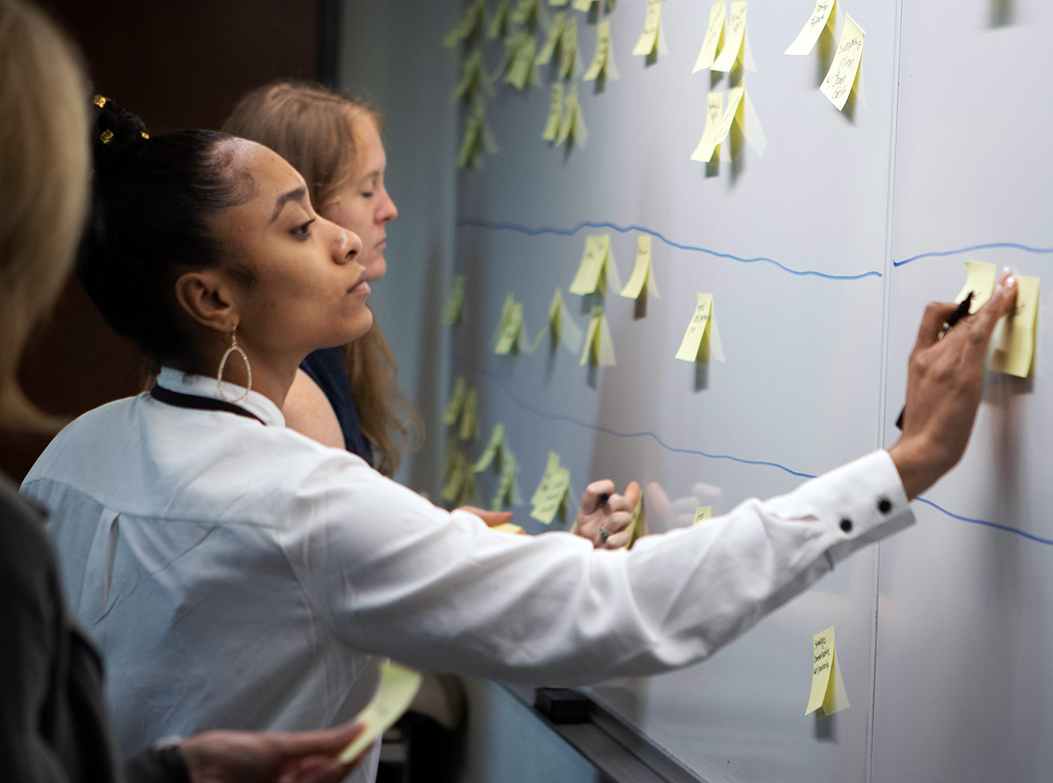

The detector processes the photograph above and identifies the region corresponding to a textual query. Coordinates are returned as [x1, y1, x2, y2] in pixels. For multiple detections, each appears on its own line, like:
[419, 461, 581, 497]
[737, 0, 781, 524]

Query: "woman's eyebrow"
[270, 186, 307, 223]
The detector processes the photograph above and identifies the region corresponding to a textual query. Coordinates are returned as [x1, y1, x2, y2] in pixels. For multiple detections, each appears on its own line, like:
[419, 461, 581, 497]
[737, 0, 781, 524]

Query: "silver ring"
[599, 526, 611, 542]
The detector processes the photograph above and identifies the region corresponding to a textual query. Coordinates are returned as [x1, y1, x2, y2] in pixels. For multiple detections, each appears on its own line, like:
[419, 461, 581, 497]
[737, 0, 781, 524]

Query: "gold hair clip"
[100, 129, 114, 144]
[93, 95, 107, 108]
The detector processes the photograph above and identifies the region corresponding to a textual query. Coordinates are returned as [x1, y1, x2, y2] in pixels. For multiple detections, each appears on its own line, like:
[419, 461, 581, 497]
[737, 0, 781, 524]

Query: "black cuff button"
[840, 518, 853, 533]
[878, 497, 892, 514]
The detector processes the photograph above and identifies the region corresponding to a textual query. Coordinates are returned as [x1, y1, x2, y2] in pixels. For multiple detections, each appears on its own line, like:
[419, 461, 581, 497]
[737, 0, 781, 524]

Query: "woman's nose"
[379, 190, 398, 224]
[336, 228, 364, 264]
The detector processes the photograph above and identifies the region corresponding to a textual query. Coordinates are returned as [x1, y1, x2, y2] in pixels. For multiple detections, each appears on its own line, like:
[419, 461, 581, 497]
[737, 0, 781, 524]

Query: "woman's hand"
[574, 480, 641, 549]
[458, 506, 514, 527]
[180, 722, 365, 783]
[889, 273, 1017, 500]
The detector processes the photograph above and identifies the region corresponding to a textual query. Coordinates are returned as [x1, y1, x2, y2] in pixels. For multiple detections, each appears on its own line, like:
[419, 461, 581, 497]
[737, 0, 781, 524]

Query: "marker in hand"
[895, 291, 974, 430]
[596, 492, 610, 508]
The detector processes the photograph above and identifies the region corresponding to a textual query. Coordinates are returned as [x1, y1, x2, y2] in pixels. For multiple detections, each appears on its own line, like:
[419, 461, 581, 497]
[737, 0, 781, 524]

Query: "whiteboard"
[441, 0, 1053, 781]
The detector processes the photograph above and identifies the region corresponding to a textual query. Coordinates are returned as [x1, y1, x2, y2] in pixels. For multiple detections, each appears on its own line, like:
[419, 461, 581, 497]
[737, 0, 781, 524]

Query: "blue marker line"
[914, 498, 1053, 547]
[457, 217, 883, 281]
[464, 363, 1053, 548]
[894, 241, 1053, 268]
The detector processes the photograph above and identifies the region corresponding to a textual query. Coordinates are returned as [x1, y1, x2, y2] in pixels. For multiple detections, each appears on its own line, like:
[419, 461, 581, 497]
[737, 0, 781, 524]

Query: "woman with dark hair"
[22, 92, 1013, 783]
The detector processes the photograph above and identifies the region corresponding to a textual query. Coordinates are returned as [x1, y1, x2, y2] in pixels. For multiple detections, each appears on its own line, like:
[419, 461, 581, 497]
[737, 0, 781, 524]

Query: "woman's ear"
[174, 269, 240, 333]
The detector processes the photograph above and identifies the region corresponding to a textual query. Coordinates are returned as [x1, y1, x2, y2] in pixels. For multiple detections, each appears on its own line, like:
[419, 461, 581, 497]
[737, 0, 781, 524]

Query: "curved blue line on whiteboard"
[894, 241, 1053, 268]
[914, 498, 1053, 547]
[456, 217, 884, 281]
[465, 362, 1053, 548]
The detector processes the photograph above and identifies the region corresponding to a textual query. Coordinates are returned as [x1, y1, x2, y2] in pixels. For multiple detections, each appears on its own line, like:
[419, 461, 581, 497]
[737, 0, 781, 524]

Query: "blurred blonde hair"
[223, 81, 421, 476]
[0, 0, 89, 431]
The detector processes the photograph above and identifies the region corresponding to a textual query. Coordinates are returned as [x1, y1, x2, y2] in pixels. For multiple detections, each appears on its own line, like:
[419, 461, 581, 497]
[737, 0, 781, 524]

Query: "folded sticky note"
[712, 2, 747, 72]
[537, 11, 566, 65]
[442, 376, 468, 426]
[531, 451, 562, 507]
[442, 447, 467, 501]
[785, 0, 836, 56]
[956, 261, 998, 313]
[532, 288, 585, 354]
[451, 51, 488, 104]
[531, 453, 572, 524]
[555, 83, 587, 148]
[693, 506, 712, 524]
[512, 0, 542, 26]
[560, 16, 580, 79]
[805, 626, 850, 716]
[989, 274, 1040, 378]
[459, 389, 479, 441]
[572, 0, 614, 11]
[442, 0, 486, 48]
[442, 274, 466, 325]
[569, 235, 621, 295]
[474, 424, 506, 472]
[506, 34, 539, 90]
[690, 92, 725, 163]
[626, 497, 646, 548]
[495, 300, 529, 354]
[488, 0, 512, 39]
[820, 13, 865, 111]
[338, 662, 423, 764]
[693, 1, 726, 72]
[632, 0, 663, 57]
[580, 306, 616, 367]
[542, 82, 565, 140]
[492, 449, 524, 510]
[620, 235, 659, 300]
[457, 105, 498, 169]
[693, 83, 766, 162]
[675, 293, 725, 363]
[583, 19, 620, 81]
[549, 0, 571, 7]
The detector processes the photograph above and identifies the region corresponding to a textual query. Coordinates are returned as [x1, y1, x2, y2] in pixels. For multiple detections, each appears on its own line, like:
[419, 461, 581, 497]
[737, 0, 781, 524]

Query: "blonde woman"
[0, 2, 375, 781]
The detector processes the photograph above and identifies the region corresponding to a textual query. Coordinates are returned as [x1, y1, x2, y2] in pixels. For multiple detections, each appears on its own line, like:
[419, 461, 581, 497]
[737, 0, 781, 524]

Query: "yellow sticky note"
[492, 450, 521, 509]
[989, 275, 1040, 378]
[459, 389, 479, 441]
[495, 301, 525, 354]
[620, 235, 659, 300]
[805, 626, 850, 716]
[693, 1, 726, 72]
[712, 1, 747, 72]
[512, 0, 541, 26]
[442, 448, 467, 501]
[785, 0, 836, 56]
[531, 464, 571, 524]
[532, 288, 584, 354]
[690, 91, 725, 163]
[542, 83, 564, 141]
[583, 19, 620, 81]
[442, 274, 466, 324]
[443, 0, 486, 48]
[555, 83, 587, 148]
[459, 462, 480, 505]
[572, 0, 592, 9]
[569, 235, 619, 295]
[488, 0, 512, 39]
[491, 522, 525, 534]
[338, 662, 423, 764]
[537, 11, 566, 64]
[442, 376, 468, 425]
[693, 506, 712, 524]
[675, 293, 725, 363]
[531, 452, 562, 507]
[580, 306, 616, 367]
[457, 105, 496, 169]
[632, 0, 662, 57]
[820, 13, 865, 111]
[506, 35, 538, 89]
[626, 497, 646, 548]
[451, 51, 485, 104]
[559, 16, 580, 79]
[474, 424, 506, 472]
[956, 261, 998, 313]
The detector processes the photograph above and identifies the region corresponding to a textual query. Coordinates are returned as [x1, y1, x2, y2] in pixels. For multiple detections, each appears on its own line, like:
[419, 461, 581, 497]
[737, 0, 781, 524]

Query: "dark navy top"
[300, 347, 375, 466]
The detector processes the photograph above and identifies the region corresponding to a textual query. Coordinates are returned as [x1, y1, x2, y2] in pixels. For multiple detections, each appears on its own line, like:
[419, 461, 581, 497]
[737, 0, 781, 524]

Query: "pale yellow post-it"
[712, 2, 747, 72]
[506, 35, 538, 89]
[442, 448, 467, 501]
[690, 91, 725, 163]
[989, 275, 1040, 378]
[693, 2, 726, 72]
[626, 497, 646, 548]
[443, 0, 486, 48]
[572, 0, 592, 10]
[560, 16, 580, 79]
[785, 0, 835, 56]
[451, 51, 485, 103]
[632, 0, 662, 57]
[338, 662, 423, 764]
[805, 626, 850, 716]
[474, 424, 506, 472]
[495, 301, 525, 354]
[711, 85, 745, 151]
[555, 83, 587, 148]
[550, 0, 570, 6]
[569, 235, 607, 295]
[583, 19, 620, 81]
[531, 451, 562, 507]
[488, 0, 512, 39]
[956, 261, 998, 313]
[675, 293, 725, 363]
[531, 465, 571, 524]
[820, 13, 864, 111]
[459, 389, 479, 441]
[512, 0, 541, 26]
[620, 235, 659, 300]
[442, 274, 466, 324]
[492, 450, 520, 509]
[537, 11, 566, 64]
[580, 306, 616, 367]
[458, 464, 479, 506]
[490, 522, 525, 534]
[693, 506, 713, 524]
[442, 376, 468, 425]
[542, 83, 565, 140]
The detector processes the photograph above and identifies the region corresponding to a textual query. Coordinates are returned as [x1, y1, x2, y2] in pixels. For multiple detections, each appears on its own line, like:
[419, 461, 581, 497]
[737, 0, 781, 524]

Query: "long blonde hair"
[222, 81, 421, 476]
[0, 0, 89, 431]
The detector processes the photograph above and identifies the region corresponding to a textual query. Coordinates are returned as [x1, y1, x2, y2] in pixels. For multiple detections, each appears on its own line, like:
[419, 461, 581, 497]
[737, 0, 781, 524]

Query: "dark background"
[2, 0, 338, 480]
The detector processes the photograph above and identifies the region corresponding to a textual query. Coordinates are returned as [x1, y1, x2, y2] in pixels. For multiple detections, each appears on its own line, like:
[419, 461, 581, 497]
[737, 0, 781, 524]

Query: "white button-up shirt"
[23, 367, 913, 782]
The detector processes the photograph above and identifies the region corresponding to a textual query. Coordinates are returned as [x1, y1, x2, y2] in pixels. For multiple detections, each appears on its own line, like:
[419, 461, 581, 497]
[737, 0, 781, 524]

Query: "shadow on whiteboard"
[990, 0, 1016, 28]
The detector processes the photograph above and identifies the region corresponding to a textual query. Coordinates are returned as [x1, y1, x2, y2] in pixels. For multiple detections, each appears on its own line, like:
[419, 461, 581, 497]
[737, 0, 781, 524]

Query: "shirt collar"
[155, 367, 286, 428]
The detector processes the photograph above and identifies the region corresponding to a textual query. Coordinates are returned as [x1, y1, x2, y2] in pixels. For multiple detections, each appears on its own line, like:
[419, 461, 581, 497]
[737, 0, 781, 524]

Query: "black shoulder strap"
[150, 385, 265, 425]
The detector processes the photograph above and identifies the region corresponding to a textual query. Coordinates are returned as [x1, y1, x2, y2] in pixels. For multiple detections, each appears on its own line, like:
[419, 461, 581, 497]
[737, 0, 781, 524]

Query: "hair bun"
[91, 95, 149, 158]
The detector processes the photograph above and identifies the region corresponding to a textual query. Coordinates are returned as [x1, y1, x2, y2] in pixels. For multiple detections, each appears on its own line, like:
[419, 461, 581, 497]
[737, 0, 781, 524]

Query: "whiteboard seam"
[869, 0, 907, 778]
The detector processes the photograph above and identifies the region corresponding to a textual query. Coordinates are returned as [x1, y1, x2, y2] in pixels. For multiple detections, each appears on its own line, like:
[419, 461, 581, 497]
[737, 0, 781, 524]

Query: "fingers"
[582, 480, 615, 512]
[602, 530, 630, 550]
[914, 301, 960, 351]
[623, 481, 641, 509]
[458, 506, 514, 527]
[273, 721, 362, 758]
[959, 274, 1018, 364]
[602, 510, 633, 535]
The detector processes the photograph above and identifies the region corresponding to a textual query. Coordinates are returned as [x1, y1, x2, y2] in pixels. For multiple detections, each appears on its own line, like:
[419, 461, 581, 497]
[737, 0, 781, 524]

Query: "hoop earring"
[217, 329, 252, 404]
